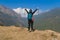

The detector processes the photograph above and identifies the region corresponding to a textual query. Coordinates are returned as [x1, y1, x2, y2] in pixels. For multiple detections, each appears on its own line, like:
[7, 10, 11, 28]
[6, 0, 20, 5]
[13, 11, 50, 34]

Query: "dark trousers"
[28, 19, 34, 31]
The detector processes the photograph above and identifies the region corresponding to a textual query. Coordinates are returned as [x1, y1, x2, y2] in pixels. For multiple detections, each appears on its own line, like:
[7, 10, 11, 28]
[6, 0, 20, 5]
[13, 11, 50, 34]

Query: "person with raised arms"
[25, 9, 38, 32]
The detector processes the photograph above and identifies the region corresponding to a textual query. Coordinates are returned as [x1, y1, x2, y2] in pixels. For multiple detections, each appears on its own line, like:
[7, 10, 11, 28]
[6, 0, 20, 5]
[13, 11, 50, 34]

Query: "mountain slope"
[33, 8, 60, 32]
[20, 8, 60, 32]
[0, 26, 60, 40]
[0, 5, 24, 26]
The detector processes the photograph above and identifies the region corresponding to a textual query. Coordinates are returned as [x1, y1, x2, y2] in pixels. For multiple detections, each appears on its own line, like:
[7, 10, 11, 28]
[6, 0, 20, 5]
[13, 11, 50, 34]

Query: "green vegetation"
[34, 8, 60, 32]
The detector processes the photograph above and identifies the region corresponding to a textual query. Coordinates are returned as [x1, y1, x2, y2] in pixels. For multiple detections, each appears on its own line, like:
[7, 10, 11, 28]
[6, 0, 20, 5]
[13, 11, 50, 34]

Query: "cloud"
[13, 7, 49, 17]
[34, 9, 42, 15]
[13, 7, 29, 17]
[43, 9, 50, 13]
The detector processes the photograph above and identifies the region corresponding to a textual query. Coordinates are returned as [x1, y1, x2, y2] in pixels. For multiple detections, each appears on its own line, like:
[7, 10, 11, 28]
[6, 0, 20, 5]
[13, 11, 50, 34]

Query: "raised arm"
[32, 9, 38, 14]
[25, 9, 28, 13]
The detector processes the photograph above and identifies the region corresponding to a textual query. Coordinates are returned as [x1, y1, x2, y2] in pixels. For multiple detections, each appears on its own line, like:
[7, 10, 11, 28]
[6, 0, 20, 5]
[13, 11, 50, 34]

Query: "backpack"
[28, 13, 32, 20]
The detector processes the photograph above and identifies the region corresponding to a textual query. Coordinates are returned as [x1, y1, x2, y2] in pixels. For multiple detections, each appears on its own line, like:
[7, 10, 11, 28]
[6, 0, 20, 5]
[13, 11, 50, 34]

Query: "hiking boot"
[31, 29, 35, 32]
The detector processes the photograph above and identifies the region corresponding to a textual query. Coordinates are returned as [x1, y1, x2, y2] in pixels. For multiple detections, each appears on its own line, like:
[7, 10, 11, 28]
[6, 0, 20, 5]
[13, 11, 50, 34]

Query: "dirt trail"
[0, 26, 60, 40]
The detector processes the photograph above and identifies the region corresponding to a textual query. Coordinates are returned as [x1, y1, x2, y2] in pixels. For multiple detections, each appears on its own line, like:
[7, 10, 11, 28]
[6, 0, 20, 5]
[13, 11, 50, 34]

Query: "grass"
[0, 26, 60, 40]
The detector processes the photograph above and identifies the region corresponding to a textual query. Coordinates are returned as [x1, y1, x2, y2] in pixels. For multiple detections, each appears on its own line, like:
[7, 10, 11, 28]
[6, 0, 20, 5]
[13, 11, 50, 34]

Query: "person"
[25, 9, 38, 32]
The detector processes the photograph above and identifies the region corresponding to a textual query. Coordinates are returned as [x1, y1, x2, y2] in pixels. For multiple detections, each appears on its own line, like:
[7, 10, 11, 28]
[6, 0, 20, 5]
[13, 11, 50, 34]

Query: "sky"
[0, 0, 60, 10]
[0, 0, 60, 17]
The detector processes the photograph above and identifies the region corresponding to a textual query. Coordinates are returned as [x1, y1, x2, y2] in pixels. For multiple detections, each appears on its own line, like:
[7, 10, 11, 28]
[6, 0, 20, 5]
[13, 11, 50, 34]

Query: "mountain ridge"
[0, 5, 25, 26]
[21, 8, 60, 32]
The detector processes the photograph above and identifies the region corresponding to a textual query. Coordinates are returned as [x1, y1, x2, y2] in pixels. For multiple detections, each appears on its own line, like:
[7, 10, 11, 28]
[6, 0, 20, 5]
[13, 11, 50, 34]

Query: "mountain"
[0, 5, 24, 26]
[33, 8, 60, 32]
[0, 26, 60, 40]
[1, 5, 60, 32]
[20, 8, 60, 32]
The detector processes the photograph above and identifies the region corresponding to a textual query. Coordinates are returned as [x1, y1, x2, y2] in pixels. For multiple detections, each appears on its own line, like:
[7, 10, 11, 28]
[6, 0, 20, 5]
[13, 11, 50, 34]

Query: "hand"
[25, 9, 26, 10]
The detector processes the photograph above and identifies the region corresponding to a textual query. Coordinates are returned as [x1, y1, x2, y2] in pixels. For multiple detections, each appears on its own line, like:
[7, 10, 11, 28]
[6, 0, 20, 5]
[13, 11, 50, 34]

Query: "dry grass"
[0, 26, 60, 40]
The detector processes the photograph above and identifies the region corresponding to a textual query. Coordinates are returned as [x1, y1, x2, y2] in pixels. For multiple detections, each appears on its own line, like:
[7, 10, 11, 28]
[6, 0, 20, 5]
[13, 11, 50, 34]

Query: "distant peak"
[0, 5, 7, 9]
[52, 8, 60, 10]
[0, 5, 5, 7]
